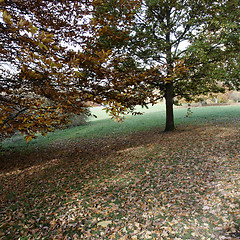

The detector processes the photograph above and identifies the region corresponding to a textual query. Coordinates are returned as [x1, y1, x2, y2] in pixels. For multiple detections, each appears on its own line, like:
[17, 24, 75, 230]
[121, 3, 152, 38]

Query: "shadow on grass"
[0, 128, 165, 173]
[0, 121, 239, 239]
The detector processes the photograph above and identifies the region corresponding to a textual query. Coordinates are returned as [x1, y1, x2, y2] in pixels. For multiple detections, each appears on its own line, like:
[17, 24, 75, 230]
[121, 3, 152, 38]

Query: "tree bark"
[164, 6, 175, 132]
[164, 82, 175, 131]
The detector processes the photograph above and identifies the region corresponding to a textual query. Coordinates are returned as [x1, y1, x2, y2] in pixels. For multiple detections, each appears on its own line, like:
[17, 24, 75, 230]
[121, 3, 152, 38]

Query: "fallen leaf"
[97, 220, 112, 228]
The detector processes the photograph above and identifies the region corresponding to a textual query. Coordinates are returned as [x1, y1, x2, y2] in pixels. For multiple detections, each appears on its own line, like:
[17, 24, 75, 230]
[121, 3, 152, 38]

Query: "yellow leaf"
[3, 10, 12, 24]
[25, 136, 32, 143]
[42, 38, 54, 44]
[51, 62, 56, 67]
[39, 42, 43, 49]
[30, 26, 38, 34]
[97, 221, 112, 228]
[39, 42, 48, 51]
[23, 117, 28, 122]
[45, 33, 54, 38]
[75, 71, 84, 78]
[42, 43, 48, 51]
[18, 18, 24, 27]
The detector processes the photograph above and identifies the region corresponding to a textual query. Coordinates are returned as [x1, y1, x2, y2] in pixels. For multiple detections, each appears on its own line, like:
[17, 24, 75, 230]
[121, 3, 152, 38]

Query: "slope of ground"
[0, 105, 240, 239]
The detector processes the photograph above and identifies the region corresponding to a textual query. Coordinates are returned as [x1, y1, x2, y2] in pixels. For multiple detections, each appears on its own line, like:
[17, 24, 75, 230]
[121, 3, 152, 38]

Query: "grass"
[2, 104, 240, 151]
[1, 104, 165, 151]
[0, 104, 240, 239]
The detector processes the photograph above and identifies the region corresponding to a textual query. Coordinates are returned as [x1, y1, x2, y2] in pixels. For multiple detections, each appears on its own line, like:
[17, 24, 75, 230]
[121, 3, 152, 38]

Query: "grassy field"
[2, 104, 167, 151]
[2, 104, 240, 151]
[0, 104, 240, 239]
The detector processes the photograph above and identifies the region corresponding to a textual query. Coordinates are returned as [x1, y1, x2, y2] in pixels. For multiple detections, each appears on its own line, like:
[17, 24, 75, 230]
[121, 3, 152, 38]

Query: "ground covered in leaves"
[0, 121, 240, 239]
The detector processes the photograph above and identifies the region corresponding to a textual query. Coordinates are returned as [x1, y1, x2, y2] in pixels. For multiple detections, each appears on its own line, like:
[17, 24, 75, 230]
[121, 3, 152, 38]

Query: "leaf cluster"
[0, 0, 100, 141]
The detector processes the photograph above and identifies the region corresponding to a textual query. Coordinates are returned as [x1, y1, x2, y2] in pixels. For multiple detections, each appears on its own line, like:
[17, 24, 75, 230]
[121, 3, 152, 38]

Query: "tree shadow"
[1, 123, 239, 238]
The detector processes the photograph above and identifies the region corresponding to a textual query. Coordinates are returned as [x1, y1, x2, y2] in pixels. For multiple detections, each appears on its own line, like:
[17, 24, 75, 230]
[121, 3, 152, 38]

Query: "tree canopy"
[185, 0, 240, 93]
[92, 0, 240, 131]
[1, 0, 239, 141]
[0, 0, 101, 141]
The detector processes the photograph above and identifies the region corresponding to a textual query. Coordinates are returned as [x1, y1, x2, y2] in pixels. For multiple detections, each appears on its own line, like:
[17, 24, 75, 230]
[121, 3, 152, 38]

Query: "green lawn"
[2, 104, 240, 151]
[0, 104, 240, 239]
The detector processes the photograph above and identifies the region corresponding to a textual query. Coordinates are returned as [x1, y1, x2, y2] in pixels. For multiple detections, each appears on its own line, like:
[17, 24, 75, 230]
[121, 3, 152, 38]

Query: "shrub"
[66, 108, 90, 128]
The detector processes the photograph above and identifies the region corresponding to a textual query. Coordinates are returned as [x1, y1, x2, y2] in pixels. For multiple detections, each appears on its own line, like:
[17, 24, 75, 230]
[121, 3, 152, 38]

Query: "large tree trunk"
[164, 82, 175, 131]
[164, 7, 174, 132]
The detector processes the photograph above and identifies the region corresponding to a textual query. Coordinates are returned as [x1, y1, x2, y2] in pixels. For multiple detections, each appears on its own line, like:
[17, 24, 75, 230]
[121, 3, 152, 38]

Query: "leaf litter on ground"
[0, 120, 240, 239]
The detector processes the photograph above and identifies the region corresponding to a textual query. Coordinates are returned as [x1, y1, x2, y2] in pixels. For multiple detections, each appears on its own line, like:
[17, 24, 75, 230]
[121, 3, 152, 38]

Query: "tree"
[0, 0, 108, 141]
[1, 0, 238, 142]
[184, 0, 240, 94]
[1, 0, 146, 142]
[74, 0, 155, 120]
[91, 0, 239, 131]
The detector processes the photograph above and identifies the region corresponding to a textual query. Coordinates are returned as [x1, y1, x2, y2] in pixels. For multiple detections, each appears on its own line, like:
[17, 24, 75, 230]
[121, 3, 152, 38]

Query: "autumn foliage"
[0, 0, 150, 141]
[1, 0, 239, 141]
[0, 0, 102, 141]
